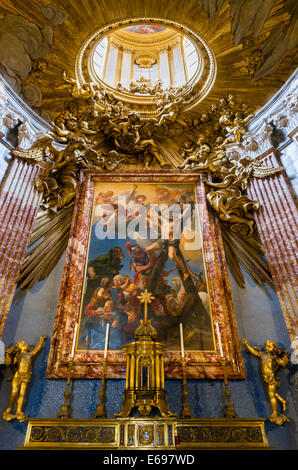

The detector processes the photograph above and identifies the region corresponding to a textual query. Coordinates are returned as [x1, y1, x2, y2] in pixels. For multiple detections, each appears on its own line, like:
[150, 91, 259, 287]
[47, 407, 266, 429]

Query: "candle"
[215, 322, 224, 357]
[179, 323, 185, 358]
[104, 323, 110, 359]
[71, 323, 78, 358]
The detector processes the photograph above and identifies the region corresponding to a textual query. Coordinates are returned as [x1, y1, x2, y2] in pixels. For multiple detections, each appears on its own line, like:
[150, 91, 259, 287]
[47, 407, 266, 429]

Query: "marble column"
[248, 148, 298, 341]
[0, 157, 46, 337]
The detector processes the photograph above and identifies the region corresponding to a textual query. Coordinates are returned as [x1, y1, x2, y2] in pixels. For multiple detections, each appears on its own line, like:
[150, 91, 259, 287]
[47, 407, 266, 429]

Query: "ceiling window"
[92, 28, 199, 92]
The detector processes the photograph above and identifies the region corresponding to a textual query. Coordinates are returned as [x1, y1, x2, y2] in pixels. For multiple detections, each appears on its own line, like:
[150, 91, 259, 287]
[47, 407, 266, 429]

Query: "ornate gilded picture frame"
[46, 169, 245, 380]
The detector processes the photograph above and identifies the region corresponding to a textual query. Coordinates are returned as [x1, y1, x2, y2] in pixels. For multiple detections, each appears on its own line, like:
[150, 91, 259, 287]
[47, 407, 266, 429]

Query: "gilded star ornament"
[137, 290, 155, 304]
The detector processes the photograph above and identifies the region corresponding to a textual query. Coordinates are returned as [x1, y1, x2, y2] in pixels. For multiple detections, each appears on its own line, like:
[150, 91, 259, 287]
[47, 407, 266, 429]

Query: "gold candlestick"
[222, 359, 238, 419]
[93, 358, 108, 418]
[57, 359, 73, 419]
[180, 358, 194, 418]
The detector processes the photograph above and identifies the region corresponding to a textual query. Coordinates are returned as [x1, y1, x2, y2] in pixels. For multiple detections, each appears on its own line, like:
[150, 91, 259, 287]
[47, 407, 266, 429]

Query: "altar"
[19, 291, 272, 451]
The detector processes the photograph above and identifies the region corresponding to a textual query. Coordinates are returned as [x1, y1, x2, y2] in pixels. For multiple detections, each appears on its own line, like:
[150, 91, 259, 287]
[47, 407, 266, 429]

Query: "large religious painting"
[80, 181, 213, 353]
[47, 170, 245, 379]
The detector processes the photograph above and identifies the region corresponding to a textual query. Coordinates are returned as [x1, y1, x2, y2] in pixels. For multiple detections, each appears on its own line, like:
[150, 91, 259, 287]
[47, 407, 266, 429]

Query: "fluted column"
[0, 157, 46, 336]
[155, 354, 160, 389]
[248, 148, 298, 341]
[125, 353, 131, 387]
[129, 352, 135, 389]
[160, 356, 165, 389]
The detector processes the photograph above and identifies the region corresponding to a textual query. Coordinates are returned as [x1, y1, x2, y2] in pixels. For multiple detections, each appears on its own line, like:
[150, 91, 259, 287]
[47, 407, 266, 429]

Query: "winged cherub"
[242, 338, 290, 425]
[3, 335, 47, 422]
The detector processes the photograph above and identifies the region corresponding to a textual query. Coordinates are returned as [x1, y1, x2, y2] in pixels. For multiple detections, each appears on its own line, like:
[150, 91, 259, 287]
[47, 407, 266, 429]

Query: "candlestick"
[104, 323, 110, 359]
[215, 322, 223, 357]
[57, 358, 73, 419]
[71, 323, 78, 358]
[94, 323, 110, 418]
[57, 322, 78, 419]
[179, 323, 185, 358]
[94, 358, 108, 418]
[222, 358, 238, 419]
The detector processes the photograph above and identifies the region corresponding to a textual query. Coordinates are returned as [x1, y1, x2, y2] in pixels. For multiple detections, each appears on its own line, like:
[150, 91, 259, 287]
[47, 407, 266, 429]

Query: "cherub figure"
[155, 96, 187, 128]
[3, 335, 47, 422]
[242, 338, 290, 425]
[60, 71, 101, 100]
[129, 80, 139, 93]
[111, 111, 169, 168]
[179, 140, 197, 159]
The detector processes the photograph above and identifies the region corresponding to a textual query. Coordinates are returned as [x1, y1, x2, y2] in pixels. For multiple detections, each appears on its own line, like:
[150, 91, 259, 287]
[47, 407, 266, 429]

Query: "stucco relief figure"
[36, 139, 92, 211]
[3, 335, 47, 422]
[198, 153, 284, 236]
[242, 338, 290, 425]
[109, 111, 170, 168]
[59, 71, 102, 100]
[179, 144, 213, 170]
[14, 135, 114, 212]
[154, 96, 188, 128]
[219, 112, 254, 146]
[118, 77, 163, 95]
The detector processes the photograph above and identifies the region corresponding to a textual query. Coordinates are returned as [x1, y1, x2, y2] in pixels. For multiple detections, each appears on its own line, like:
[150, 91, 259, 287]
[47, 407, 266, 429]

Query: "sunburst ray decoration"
[13, 75, 282, 290]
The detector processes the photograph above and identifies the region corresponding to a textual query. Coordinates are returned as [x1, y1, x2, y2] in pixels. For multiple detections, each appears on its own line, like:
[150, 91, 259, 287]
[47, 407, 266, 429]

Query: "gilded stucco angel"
[179, 144, 213, 170]
[40, 139, 106, 211]
[13, 136, 103, 212]
[48, 100, 79, 141]
[154, 95, 188, 128]
[219, 112, 255, 145]
[242, 338, 290, 425]
[179, 140, 197, 156]
[236, 155, 284, 185]
[3, 335, 47, 422]
[200, 154, 284, 235]
[109, 111, 170, 168]
[49, 118, 98, 144]
[59, 71, 102, 100]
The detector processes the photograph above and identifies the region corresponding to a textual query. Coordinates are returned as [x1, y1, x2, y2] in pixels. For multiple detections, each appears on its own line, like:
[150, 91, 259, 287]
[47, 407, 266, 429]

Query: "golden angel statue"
[3, 335, 47, 422]
[242, 338, 290, 425]
[219, 112, 254, 145]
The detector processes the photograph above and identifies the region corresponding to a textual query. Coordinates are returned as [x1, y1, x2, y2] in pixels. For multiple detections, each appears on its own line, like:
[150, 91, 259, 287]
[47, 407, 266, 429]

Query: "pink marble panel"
[248, 149, 298, 341]
[0, 159, 44, 336]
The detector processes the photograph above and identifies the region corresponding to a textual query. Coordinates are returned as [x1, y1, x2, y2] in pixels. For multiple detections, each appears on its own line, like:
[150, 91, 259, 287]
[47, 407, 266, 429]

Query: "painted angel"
[95, 184, 147, 234]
